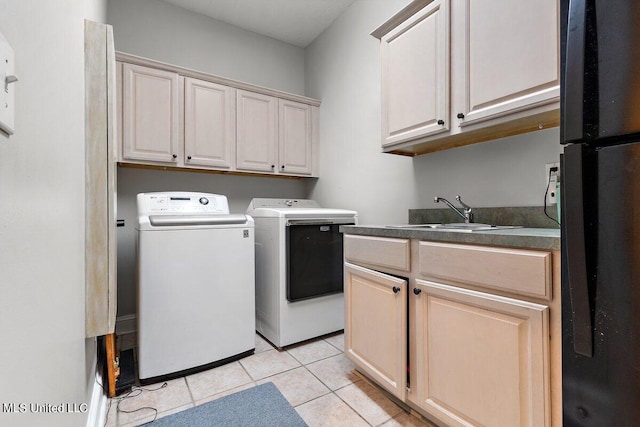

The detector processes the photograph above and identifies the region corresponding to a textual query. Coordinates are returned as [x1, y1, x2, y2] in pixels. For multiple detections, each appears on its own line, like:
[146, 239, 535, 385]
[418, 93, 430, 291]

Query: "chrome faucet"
[434, 195, 474, 223]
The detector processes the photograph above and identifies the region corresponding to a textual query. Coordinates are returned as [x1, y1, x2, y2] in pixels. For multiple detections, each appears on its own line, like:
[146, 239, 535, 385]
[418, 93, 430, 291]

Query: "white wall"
[413, 128, 563, 207]
[0, 1, 107, 426]
[107, 0, 305, 94]
[106, 0, 309, 318]
[305, 0, 563, 223]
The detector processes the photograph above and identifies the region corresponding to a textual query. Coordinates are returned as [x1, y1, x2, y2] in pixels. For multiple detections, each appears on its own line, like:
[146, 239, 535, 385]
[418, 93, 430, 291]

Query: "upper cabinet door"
[278, 99, 313, 175]
[184, 78, 235, 169]
[457, 0, 559, 127]
[122, 63, 179, 163]
[236, 90, 278, 173]
[380, 0, 449, 147]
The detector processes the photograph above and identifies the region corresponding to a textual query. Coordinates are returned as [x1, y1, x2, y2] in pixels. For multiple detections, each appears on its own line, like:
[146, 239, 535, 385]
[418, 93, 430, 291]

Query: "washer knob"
[199, 197, 209, 205]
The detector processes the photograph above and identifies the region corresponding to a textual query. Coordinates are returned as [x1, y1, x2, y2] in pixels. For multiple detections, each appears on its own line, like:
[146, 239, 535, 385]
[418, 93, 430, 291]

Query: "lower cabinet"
[410, 280, 549, 427]
[344, 263, 407, 400]
[344, 234, 557, 427]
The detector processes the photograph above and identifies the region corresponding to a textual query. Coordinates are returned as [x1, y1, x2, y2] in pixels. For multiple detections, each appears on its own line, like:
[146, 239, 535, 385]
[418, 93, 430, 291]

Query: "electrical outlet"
[545, 162, 560, 205]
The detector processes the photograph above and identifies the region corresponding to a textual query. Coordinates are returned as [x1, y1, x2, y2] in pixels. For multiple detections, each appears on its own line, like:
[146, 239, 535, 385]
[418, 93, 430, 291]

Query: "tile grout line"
[291, 346, 378, 426]
[285, 348, 343, 366]
[311, 337, 408, 427]
[242, 349, 303, 382]
[321, 337, 393, 426]
[294, 365, 374, 427]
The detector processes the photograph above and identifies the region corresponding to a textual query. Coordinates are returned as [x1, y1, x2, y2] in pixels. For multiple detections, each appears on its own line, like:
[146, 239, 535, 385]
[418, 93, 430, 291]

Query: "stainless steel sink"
[386, 223, 523, 232]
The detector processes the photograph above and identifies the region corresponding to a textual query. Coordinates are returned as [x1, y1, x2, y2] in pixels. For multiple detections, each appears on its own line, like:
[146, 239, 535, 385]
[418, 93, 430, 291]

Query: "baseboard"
[86, 370, 107, 427]
[116, 314, 137, 335]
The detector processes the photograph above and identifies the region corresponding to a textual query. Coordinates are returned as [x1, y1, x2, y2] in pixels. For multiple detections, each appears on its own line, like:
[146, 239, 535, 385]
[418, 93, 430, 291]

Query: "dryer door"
[286, 221, 354, 302]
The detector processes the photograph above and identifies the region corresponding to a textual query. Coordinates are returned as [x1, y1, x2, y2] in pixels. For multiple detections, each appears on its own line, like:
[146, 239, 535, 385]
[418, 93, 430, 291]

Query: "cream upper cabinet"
[236, 92, 319, 176]
[121, 63, 179, 163]
[236, 90, 279, 173]
[116, 53, 320, 178]
[380, 0, 449, 147]
[456, 0, 559, 127]
[345, 263, 408, 400]
[184, 78, 235, 170]
[278, 99, 315, 175]
[410, 280, 550, 427]
[373, 0, 560, 155]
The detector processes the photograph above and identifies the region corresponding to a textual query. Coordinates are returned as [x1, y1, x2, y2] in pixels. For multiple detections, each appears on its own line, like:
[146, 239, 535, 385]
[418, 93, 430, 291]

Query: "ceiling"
[161, 0, 357, 47]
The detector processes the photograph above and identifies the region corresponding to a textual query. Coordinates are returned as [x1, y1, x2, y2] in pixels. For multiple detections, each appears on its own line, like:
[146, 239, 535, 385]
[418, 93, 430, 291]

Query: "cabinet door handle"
[437, 119, 445, 125]
[413, 288, 422, 295]
[281, 165, 285, 169]
[172, 154, 177, 159]
[271, 164, 275, 169]
[457, 113, 465, 119]
[187, 155, 192, 160]
[392, 286, 401, 294]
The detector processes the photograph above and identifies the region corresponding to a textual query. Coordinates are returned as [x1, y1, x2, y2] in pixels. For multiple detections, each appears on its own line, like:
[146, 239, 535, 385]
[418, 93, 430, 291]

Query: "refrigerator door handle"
[563, 0, 587, 142]
[563, 144, 593, 357]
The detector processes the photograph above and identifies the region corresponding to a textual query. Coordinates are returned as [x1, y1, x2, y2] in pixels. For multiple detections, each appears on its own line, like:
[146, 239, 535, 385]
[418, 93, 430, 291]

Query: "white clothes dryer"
[246, 198, 357, 348]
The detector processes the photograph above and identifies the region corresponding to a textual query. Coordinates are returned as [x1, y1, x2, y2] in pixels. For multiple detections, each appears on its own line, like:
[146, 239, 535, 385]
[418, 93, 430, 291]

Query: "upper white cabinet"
[121, 63, 179, 163]
[278, 99, 316, 175]
[236, 92, 317, 176]
[184, 78, 235, 170]
[380, 0, 449, 147]
[116, 53, 320, 178]
[373, 0, 560, 155]
[236, 90, 278, 173]
[457, 0, 559, 127]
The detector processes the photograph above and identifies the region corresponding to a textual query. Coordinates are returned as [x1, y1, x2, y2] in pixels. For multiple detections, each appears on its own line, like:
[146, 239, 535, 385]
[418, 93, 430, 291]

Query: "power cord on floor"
[544, 167, 561, 226]
[103, 382, 168, 426]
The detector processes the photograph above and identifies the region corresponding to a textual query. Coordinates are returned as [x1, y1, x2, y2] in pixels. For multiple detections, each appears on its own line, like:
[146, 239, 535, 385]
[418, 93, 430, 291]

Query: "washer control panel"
[138, 192, 230, 215]
[247, 198, 321, 210]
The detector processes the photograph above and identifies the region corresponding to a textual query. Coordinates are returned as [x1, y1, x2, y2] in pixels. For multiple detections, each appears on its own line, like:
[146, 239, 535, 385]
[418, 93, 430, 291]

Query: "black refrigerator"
[561, 0, 640, 425]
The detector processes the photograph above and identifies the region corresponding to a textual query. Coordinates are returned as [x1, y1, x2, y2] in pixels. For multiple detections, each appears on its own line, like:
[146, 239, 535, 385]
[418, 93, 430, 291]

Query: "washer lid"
[247, 198, 320, 210]
[149, 214, 248, 227]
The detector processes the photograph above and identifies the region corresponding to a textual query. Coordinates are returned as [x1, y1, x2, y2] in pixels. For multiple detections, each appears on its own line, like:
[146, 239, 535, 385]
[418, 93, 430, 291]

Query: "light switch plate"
[0, 31, 17, 136]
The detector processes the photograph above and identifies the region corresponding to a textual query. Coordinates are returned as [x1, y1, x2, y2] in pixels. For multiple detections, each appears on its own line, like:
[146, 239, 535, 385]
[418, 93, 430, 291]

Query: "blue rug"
[141, 382, 308, 426]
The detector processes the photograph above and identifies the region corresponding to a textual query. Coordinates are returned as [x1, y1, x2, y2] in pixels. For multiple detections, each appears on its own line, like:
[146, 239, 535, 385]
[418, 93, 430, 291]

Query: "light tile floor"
[105, 333, 435, 427]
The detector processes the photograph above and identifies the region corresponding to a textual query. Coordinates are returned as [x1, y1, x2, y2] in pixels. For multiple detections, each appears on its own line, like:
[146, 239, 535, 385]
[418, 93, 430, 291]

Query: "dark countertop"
[340, 225, 560, 251]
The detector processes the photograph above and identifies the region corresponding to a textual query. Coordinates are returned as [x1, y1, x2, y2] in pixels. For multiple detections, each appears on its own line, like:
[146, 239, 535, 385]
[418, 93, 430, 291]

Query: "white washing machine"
[136, 192, 255, 383]
[246, 198, 357, 348]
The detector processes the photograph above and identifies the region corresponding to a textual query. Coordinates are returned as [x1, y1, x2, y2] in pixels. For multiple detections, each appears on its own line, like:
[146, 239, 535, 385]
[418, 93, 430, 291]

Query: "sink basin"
[436, 223, 504, 230]
[386, 223, 523, 232]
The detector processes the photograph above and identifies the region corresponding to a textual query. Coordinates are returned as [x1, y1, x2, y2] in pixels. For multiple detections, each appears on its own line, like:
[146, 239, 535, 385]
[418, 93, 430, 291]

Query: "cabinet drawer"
[344, 235, 410, 272]
[419, 242, 551, 299]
